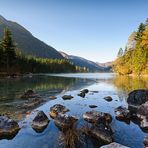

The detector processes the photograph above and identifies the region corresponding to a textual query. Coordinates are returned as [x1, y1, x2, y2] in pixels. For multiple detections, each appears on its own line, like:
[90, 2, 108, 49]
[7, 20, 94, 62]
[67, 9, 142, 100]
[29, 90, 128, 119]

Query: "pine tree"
[117, 48, 123, 57]
[0, 42, 5, 71]
[145, 18, 148, 27]
[135, 23, 145, 41]
[1, 28, 16, 73]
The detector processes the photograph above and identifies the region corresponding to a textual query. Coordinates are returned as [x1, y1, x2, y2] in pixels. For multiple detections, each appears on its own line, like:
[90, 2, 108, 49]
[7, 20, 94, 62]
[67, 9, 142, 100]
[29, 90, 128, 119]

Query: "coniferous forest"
[113, 19, 148, 75]
[0, 28, 88, 75]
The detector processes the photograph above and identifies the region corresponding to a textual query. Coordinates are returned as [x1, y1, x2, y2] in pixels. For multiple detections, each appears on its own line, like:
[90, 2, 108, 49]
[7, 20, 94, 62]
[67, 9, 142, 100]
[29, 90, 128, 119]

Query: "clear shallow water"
[0, 73, 147, 148]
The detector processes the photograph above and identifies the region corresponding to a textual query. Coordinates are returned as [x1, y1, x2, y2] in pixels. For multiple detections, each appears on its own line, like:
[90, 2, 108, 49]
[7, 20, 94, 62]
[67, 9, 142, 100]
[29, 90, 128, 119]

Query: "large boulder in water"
[115, 106, 131, 121]
[100, 142, 129, 148]
[83, 124, 113, 145]
[127, 89, 148, 113]
[31, 111, 49, 132]
[137, 102, 148, 130]
[0, 116, 20, 139]
[54, 114, 78, 130]
[83, 111, 112, 124]
[49, 104, 69, 118]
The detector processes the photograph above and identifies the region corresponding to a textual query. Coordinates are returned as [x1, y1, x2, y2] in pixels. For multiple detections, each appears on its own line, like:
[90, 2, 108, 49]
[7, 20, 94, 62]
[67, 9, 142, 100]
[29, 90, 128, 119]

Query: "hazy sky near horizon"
[0, 0, 148, 62]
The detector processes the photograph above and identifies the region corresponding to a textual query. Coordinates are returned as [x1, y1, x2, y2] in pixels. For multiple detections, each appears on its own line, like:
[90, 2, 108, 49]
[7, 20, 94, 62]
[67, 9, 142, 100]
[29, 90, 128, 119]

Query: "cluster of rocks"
[20, 90, 44, 110]
[83, 110, 113, 144]
[114, 89, 148, 131]
[0, 88, 147, 147]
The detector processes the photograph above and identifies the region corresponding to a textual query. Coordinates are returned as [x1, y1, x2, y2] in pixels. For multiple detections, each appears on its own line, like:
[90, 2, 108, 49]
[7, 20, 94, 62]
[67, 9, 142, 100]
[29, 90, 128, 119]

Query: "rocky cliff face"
[125, 32, 137, 50]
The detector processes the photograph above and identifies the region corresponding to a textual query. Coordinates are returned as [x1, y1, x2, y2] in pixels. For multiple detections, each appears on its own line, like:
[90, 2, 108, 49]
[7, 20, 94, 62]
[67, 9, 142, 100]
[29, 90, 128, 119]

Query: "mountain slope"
[97, 61, 113, 71]
[60, 52, 105, 71]
[0, 15, 63, 59]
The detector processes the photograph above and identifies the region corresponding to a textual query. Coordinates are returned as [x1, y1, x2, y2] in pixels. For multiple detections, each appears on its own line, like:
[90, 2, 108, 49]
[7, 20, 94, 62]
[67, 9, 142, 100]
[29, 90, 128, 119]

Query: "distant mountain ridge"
[0, 15, 63, 59]
[0, 15, 112, 72]
[60, 52, 108, 71]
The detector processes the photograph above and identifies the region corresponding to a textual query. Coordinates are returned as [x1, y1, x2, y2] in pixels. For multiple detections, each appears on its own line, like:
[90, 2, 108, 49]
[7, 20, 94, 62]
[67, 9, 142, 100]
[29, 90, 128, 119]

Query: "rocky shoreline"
[0, 89, 147, 147]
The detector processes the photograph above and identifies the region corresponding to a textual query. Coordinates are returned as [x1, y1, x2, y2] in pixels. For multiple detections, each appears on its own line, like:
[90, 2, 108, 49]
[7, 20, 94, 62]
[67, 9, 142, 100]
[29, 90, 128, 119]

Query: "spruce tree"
[135, 23, 145, 41]
[117, 48, 123, 57]
[1, 28, 16, 73]
[0, 42, 5, 71]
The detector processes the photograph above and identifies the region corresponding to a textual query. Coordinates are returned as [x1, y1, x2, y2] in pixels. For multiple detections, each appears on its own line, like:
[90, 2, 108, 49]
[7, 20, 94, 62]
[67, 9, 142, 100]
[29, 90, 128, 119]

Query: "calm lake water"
[0, 73, 147, 148]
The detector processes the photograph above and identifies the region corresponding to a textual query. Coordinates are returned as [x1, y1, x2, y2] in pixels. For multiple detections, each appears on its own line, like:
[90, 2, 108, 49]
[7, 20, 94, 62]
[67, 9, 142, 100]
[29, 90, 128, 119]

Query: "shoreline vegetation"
[113, 18, 148, 76]
[0, 28, 89, 77]
[1, 19, 147, 78]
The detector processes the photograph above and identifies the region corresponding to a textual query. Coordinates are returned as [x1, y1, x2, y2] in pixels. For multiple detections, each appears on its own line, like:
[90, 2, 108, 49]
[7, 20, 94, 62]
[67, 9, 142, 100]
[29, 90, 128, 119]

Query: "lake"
[0, 73, 147, 148]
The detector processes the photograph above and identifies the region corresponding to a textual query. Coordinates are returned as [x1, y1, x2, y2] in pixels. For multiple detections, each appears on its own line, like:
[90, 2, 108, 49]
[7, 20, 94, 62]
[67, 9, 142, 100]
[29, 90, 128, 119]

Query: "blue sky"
[0, 0, 148, 62]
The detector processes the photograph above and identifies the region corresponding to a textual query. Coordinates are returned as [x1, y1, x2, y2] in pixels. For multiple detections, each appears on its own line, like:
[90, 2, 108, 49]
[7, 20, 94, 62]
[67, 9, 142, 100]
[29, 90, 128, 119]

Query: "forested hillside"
[0, 15, 64, 59]
[0, 28, 78, 75]
[113, 19, 148, 75]
[60, 52, 106, 72]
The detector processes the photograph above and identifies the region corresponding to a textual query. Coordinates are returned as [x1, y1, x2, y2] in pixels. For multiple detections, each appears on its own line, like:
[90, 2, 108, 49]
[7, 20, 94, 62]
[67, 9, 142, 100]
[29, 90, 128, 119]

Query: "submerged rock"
[22, 98, 44, 109]
[54, 114, 78, 130]
[104, 96, 113, 102]
[83, 111, 112, 124]
[49, 104, 69, 118]
[31, 111, 49, 132]
[78, 92, 85, 98]
[89, 126, 113, 144]
[143, 136, 148, 147]
[83, 124, 113, 145]
[115, 106, 131, 121]
[62, 95, 73, 100]
[127, 89, 148, 113]
[49, 96, 57, 100]
[78, 89, 89, 98]
[89, 105, 98, 108]
[137, 102, 148, 130]
[21, 90, 40, 99]
[100, 142, 129, 148]
[0, 116, 20, 139]
[80, 89, 89, 94]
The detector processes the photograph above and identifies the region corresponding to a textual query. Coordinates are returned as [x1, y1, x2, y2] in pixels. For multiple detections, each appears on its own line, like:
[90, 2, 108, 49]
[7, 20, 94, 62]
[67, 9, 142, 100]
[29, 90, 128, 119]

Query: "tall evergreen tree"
[1, 28, 16, 72]
[135, 23, 145, 41]
[117, 48, 123, 57]
[0, 42, 5, 70]
[145, 18, 148, 27]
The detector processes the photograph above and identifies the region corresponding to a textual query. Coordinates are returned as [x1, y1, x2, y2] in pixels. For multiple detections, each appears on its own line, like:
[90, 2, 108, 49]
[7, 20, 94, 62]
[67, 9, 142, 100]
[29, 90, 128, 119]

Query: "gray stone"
[100, 142, 129, 148]
[54, 114, 78, 130]
[83, 111, 112, 124]
[31, 111, 49, 132]
[0, 116, 20, 139]
[49, 104, 69, 118]
[127, 89, 148, 113]
[62, 95, 73, 100]
[115, 106, 131, 121]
